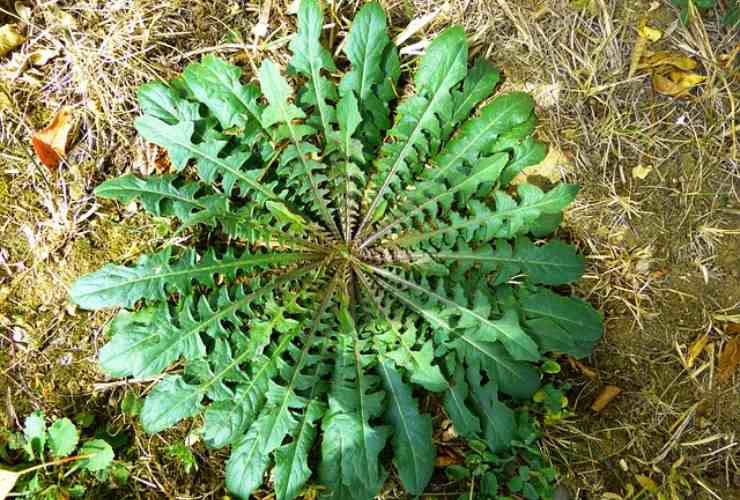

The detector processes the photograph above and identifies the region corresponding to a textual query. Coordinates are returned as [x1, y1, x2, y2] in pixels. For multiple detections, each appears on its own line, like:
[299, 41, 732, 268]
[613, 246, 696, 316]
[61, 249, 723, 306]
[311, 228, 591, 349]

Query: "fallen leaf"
[434, 453, 462, 467]
[591, 385, 622, 412]
[628, 15, 661, 78]
[638, 24, 662, 42]
[726, 322, 740, 336]
[0, 24, 25, 57]
[29, 48, 59, 66]
[31, 106, 75, 170]
[512, 146, 572, 184]
[570, 0, 598, 16]
[653, 71, 705, 98]
[638, 51, 698, 71]
[569, 357, 599, 380]
[635, 474, 658, 492]
[686, 334, 710, 368]
[631, 164, 653, 179]
[394, 7, 443, 46]
[0, 469, 20, 500]
[718, 336, 740, 383]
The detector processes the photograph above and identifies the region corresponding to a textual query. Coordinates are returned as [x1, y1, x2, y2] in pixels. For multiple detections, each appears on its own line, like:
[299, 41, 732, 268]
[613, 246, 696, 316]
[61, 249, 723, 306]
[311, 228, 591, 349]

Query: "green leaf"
[77, 439, 114, 472]
[137, 82, 200, 124]
[443, 365, 481, 438]
[71, 248, 305, 309]
[258, 59, 341, 237]
[99, 302, 205, 379]
[289, 0, 336, 136]
[393, 183, 580, 249]
[225, 416, 272, 500]
[134, 115, 277, 201]
[94, 174, 218, 223]
[378, 360, 434, 495]
[319, 320, 390, 500]
[521, 288, 603, 358]
[22, 411, 46, 460]
[181, 55, 266, 134]
[47, 418, 79, 458]
[273, 401, 324, 500]
[357, 26, 469, 237]
[340, 2, 389, 102]
[340, 2, 394, 147]
[467, 378, 514, 453]
[449, 57, 500, 126]
[140, 375, 204, 433]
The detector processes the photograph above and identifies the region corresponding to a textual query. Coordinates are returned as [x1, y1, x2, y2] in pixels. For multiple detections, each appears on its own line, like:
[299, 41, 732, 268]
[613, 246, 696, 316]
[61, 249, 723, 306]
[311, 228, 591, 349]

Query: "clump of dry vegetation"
[1, 0, 737, 498]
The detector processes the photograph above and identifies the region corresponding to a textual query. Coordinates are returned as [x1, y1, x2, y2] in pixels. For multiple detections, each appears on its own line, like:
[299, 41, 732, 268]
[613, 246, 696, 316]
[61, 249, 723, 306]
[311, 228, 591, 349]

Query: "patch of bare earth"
[1, 0, 737, 498]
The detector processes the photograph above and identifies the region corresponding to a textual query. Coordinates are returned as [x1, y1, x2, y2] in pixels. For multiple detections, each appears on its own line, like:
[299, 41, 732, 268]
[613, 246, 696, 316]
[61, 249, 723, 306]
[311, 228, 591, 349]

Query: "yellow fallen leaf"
[687, 334, 710, 368]
[638, 51, 698, 71]
[719, 336, 740, 383]
[570, 0, 598, 16]
[635, 474, 658, 492]
[591, 385, 622, 412]
[29, 48, 59, 66]
[653, 71, 705, 98]
[0, 24, 25, 57]
[638, 24, 662, 42]
[631, 164, 653, 179]
[14, 2, 33, 22]
[1, 469, 20, 500]
[31, 106, 76, 170]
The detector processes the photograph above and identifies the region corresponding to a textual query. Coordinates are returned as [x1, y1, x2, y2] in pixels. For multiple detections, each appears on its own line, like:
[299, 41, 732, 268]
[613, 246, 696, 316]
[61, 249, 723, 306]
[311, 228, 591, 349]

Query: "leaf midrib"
[390, 193, 564, 247]
[80, 252, 306, 300]
[355, 41, 467, 237]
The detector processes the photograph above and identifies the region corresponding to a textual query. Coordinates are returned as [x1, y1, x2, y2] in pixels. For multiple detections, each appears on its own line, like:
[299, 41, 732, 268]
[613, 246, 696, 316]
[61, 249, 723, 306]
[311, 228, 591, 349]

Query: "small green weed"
[445, 385, 569, 500]
[671, 0, 739, 26]
[0, 411, 117, 499]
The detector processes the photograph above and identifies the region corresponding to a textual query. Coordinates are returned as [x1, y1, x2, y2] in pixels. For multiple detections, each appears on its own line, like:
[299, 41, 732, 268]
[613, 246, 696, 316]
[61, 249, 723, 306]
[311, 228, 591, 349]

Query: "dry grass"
[1, 0, 738, 498]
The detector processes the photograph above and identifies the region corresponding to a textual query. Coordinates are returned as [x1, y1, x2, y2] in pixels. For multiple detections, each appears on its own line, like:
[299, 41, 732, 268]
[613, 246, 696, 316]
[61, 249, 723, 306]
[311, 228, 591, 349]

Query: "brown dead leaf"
[718, 336, 740, 383]
[31, 106, 75, 170]
[1, 469, 20, 500]
[434, 452, 462, 467]
[686, 334, 710, 368]
[394, 7, 443, 46]
[591, 385, 622, 412]
[0, 24, 25, 57]
[568, 356, 599, 380]
[726, 322, 740, 336]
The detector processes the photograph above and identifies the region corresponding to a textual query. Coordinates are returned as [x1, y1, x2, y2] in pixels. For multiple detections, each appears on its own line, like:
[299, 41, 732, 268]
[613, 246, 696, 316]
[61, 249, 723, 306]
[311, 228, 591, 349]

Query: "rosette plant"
[70, 1, 602, 498]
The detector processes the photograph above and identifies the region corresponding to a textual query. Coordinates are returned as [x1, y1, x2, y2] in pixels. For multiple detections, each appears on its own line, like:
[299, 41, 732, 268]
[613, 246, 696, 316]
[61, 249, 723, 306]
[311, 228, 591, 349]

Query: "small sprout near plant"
[0, 411, 117, 499]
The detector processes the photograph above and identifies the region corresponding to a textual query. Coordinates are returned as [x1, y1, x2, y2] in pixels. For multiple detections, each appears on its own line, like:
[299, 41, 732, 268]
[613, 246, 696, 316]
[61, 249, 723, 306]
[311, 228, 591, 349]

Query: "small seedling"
[0, 411, 115, 499]
[446, 409, 559, 499]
